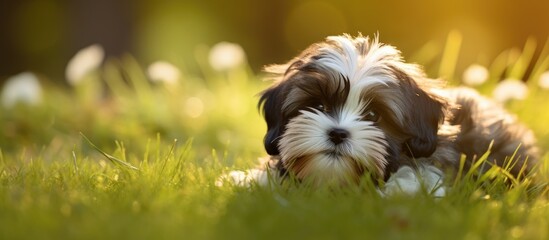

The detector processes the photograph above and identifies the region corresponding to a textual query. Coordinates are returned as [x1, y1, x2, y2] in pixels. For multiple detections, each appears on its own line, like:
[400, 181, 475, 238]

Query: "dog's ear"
[259, 83, 286, 155]
[397, 68, 446, 158]
[405, 87, 445, 157]
[259, 61, 306, 156]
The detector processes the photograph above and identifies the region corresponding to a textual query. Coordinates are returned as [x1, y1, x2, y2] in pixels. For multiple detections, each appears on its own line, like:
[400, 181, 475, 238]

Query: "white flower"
[208, 42, 246, 71]
[1, 72, 42, 108]
[147, 61, 181, 84]
[65, 44, 105, 85]
[493, 79, 529, 103]
[538, 71, 549, 89]
[462, 64, 489, 86]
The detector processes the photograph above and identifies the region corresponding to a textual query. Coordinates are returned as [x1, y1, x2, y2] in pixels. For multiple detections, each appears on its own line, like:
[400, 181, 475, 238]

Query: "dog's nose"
[328, 128, 350, 145]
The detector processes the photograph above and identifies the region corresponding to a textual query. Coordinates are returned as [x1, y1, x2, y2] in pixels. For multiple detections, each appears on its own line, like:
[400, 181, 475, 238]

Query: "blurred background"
[2, 0, 549, 82]
[1, 0, 549, 160]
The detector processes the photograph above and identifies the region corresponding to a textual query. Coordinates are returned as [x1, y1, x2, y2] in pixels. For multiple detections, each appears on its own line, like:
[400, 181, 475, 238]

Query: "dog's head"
[259, 35, 447, 185]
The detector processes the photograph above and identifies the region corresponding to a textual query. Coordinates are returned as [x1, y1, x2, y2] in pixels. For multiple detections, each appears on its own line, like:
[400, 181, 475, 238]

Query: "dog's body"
[221, 35, 538, 195]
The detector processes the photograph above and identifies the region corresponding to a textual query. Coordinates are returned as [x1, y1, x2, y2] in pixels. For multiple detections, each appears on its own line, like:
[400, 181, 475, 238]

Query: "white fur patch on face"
[279, 98, 388, 184]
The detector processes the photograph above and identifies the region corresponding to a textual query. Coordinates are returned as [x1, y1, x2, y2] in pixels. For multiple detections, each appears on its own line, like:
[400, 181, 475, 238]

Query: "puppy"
[220, 34, 539, 196]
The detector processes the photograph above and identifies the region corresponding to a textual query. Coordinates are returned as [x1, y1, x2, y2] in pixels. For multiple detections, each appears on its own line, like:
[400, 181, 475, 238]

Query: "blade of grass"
[72, 144, 79, 174]
[505, 144, 521, 168]
[103, 58, 132, 97]
[143, 138, 151, 165]
[409, 40, 441, 66]
[159, 138, 178, 177]
[528, 38, 549, 87]
[114, 140, 127, 162]
[121, 54, 153, 103]
[80, 132, 139, 171]
[453, 154, 468, 187]
[464, 141, 494, 181]
[170, 138, 193, 182]
[438, 30, 462, 83]
[508, 38, 537, 79]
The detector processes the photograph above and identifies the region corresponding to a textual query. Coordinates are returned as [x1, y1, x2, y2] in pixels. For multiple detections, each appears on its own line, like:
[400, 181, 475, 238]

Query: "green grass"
[1, 35, 549, 239]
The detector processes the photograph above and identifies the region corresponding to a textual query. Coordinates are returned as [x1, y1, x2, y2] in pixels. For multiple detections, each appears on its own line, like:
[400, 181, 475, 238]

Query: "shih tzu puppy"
[219, 34, 539, 196]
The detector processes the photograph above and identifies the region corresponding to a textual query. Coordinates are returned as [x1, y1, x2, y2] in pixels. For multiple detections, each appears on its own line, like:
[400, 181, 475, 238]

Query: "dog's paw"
[215, 169, 269, 188]
[380, 165, 446, 197]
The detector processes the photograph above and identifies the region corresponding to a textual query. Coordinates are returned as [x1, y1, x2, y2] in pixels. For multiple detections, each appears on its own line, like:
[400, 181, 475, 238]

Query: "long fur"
[258, 34, 539, 187]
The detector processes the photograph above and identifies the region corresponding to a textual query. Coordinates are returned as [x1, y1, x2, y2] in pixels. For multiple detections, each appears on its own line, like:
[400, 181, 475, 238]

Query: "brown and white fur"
[219, 34, 539, 196]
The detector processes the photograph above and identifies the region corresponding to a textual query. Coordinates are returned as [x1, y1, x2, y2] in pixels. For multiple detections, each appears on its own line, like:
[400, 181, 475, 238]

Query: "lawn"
[1, 35, 548, 240]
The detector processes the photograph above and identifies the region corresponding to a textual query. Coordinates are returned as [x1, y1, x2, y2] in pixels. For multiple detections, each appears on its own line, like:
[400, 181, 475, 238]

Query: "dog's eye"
[314, 104, 325, 112]
[364, 109, 380, 122]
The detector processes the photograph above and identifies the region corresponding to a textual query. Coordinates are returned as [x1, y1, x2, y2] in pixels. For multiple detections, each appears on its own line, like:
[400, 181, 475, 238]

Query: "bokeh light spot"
[184, 97, 204, 118]
[147, 61, 181, 84]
